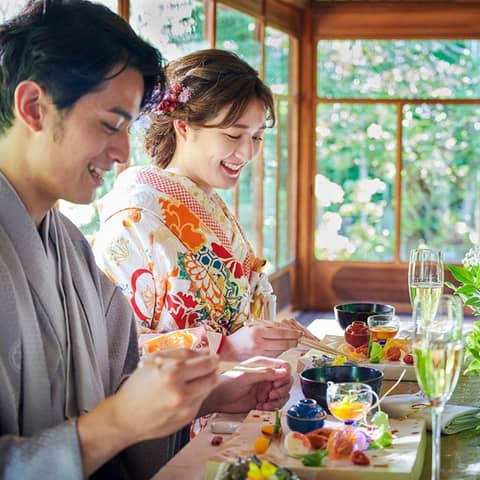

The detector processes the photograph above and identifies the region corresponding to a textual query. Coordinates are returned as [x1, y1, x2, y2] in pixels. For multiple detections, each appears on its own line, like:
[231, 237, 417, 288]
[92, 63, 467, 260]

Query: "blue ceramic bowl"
[299, 365, 384, 411]
[334, 302, 395, 330]
[286, 410, 326, 434]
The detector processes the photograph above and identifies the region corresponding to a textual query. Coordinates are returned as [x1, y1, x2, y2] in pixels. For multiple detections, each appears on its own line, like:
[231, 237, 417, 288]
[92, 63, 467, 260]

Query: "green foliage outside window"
[316, 39, 480, 263]
[316, 103, 396, 261]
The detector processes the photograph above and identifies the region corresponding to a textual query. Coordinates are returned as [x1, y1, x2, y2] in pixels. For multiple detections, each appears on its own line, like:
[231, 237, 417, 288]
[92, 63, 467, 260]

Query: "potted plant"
[445, 245, 480, 405]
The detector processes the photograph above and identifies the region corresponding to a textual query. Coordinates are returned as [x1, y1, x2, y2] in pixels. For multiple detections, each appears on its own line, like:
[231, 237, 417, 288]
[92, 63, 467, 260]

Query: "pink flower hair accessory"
[153, 82, 192, 115]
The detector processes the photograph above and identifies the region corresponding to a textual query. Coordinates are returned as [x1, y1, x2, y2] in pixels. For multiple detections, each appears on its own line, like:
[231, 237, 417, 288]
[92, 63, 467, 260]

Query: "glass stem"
[431, 404, 444, 480]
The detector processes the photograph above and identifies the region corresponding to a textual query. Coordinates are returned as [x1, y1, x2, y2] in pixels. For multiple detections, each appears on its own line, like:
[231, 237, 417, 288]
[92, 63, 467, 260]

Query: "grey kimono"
[0, 173, 187, 479]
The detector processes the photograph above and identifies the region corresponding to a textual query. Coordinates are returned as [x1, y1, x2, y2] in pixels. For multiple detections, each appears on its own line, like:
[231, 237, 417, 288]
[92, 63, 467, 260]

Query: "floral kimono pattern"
[94, 166, 268, 336]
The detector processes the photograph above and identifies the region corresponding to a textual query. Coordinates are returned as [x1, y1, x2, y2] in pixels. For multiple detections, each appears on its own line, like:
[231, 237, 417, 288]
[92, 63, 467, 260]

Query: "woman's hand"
[200, 356, 293, 415]
[277, 317, 319, 341]
[220, 324, 302, 361]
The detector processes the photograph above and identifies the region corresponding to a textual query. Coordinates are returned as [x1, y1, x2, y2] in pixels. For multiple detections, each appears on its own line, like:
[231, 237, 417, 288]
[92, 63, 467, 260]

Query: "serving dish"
[206, 410, 426, 480]
[301, 334, 417, 382]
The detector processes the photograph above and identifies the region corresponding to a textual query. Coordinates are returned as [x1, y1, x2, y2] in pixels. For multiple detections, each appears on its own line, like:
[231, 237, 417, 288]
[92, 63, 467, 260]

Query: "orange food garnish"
[327, 428, 356, 459]
[261, 424, 283, 438]
[143, 331, 198, 354]
[253, 436, 270, 454]
[385, 346, 401, 361]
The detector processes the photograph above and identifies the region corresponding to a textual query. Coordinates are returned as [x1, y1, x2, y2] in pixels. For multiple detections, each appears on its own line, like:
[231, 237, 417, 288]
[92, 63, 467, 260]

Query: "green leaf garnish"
[369, 342, 383, 363]
[301, 449, 328, 467]
[368, 411, 393, 449]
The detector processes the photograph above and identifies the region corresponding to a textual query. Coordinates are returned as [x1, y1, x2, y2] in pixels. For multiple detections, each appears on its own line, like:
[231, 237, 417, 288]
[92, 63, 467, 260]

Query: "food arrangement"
[139, 326, 208, 354]
[339, 320, 414, 365]
[206, 410, 426, 480]
[216, 455, 300, 480]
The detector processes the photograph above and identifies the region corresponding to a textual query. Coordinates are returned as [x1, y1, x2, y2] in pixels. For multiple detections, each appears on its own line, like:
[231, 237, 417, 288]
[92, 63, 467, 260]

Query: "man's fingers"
[140, 350, 219, 384]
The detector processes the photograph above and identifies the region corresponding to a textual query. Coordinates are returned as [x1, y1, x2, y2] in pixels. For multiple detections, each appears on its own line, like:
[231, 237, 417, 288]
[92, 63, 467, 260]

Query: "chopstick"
[218, 361, 274, 374]
[298, 336, 347, 358]
[247, 318, 346, 358]
[248, 318, 325, 342]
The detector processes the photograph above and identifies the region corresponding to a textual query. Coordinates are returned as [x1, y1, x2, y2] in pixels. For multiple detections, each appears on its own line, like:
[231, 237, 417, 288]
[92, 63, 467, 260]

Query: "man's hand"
[77, 349, 219, 475]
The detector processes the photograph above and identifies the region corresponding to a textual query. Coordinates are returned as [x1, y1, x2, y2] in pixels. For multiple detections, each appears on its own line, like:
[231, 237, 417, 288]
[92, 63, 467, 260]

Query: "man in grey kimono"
[0, 1, 293, 479]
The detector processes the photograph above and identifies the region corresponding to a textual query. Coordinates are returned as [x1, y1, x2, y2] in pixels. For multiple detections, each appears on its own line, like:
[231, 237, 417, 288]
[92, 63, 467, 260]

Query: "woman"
[94, 49, 302, 361]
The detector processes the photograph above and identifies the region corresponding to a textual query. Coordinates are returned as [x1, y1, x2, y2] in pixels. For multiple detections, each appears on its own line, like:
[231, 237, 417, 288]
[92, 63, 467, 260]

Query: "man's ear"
[173, 119, 189, 141]
[14, 80, 47, 132]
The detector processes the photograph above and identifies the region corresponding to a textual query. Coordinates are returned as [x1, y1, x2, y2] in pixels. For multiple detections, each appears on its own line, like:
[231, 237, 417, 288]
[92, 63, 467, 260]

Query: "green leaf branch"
[445, 246, 480, 375]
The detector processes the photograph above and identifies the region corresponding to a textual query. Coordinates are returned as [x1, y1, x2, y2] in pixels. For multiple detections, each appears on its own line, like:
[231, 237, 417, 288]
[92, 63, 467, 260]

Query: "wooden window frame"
[296, 2, 480, 314]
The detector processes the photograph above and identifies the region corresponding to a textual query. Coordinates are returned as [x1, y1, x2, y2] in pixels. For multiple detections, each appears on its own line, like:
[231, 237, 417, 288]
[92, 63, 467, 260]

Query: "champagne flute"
[408, 248, 444, 321]
[412, 294, 464, 480]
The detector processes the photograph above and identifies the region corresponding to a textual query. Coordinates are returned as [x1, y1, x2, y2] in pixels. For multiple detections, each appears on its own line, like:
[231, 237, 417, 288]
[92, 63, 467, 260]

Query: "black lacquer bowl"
[334, 302, 395, 330]
[299, 365, 384, 411]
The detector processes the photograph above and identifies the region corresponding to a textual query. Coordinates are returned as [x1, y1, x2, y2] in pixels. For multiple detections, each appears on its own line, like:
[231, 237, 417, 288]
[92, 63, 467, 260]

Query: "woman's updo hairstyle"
[144, 49, 275, 168]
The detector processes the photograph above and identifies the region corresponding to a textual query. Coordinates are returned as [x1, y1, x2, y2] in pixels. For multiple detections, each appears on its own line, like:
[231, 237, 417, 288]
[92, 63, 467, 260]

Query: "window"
[216, 4, 298, 273]
[305, 3, 480, 312]
[315, 39, 480, 264]
[264, 27, 297, 271]
[129, 0, 209, 62]
[128, 0, 209, 168]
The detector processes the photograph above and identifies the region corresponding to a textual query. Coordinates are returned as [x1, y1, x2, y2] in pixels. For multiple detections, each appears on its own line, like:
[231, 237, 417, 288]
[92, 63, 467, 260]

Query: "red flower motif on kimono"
[165, 291, 200, 329]
[130, 268, 155, 323]
[211, 242, 244, 278]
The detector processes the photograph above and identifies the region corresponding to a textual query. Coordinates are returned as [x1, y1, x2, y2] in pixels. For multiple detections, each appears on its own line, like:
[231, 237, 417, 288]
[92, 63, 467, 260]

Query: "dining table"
[152, 317, 480, 480]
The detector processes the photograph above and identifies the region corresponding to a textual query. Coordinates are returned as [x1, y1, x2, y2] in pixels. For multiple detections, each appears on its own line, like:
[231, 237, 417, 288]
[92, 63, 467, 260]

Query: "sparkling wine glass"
[408, 248, 444, 321]
[412, 294, 464, 480]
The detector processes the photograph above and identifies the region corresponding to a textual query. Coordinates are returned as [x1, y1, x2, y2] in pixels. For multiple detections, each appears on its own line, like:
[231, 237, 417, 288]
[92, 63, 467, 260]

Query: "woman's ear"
[14, 80, 47, 132]
[173, 119, 189, 142]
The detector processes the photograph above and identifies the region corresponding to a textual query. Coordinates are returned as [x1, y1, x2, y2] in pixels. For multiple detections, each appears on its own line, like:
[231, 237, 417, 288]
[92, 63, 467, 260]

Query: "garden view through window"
[315, 39, 480, 264]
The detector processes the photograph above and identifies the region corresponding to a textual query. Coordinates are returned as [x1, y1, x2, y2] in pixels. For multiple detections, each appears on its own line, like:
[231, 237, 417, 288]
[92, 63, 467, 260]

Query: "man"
[0, 1, 292, 478]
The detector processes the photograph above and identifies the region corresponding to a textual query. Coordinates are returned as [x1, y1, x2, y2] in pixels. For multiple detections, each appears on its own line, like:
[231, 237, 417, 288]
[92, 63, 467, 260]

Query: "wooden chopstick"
[218, 361, 273, 374]
[299, 336, 346, 358]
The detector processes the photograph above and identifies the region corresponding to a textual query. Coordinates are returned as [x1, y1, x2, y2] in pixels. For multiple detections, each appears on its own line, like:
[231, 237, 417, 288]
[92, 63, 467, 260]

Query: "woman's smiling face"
[170, 98, 267, 194]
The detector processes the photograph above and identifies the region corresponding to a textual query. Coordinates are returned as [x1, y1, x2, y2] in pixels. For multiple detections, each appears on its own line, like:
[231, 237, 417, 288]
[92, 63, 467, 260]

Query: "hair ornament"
[153, 83, 192, 115]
